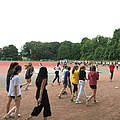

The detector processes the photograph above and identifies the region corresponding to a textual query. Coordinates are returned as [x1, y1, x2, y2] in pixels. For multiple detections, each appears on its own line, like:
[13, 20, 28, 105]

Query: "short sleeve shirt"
[64, 71, 70, 84]
[79, 70, 86, 81]
[8, 75, 21, 97]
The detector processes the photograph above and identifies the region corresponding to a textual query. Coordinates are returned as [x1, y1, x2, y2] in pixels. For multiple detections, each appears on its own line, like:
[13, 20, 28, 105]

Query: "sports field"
[0, 61, 120, 120]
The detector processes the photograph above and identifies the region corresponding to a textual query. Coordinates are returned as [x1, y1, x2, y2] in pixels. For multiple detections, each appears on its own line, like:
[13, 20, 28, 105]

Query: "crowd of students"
[56, 63, 99, 105]
[2, 61, 117, 120]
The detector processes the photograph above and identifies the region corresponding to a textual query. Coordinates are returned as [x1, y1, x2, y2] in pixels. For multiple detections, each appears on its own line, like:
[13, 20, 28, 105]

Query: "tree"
[2, 45, 18, 60]
[57, 41, 72, 59]
[0, 48, 2, 59]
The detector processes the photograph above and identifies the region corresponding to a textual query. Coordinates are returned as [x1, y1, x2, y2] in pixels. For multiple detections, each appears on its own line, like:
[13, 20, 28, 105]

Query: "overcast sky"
[0, 0, 120, 51]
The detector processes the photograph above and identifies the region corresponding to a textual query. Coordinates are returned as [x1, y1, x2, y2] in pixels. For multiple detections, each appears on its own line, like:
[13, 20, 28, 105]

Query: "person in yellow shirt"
[71, 65, 79, 101]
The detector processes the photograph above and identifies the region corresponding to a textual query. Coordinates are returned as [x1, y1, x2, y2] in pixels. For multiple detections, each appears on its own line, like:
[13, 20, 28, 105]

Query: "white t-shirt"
[55, 65, 61, 71]
[62, 69, 68, 81]
[8, 75, 21, 97]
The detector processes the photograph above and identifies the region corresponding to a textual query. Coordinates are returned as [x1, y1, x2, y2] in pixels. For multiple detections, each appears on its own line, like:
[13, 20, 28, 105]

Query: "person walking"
[25, 67, 51, 120]
[86, 66, 99, 104]
[52, 62, 61, 85]
[25, 63, 34, 90]
[75, 66, 89, 104]
[109, 62, 115, 81]
[3, 65, 22, 120]
[6, 62, 20, 116]
[71, 65, 79, 101]
[58, 67, 72, 99]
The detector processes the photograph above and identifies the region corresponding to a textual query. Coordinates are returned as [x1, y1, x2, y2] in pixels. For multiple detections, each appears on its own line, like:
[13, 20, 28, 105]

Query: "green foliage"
[1, 28, 120, 61]
[2, 45, 18, 60]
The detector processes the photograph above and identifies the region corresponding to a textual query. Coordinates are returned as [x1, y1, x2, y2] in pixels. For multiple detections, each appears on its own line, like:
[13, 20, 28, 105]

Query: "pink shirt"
[88, 71, 99, 85]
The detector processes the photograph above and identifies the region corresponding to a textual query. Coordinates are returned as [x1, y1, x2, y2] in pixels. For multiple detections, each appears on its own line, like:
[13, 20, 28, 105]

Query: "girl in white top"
[52, 62, 61, 85]
[3, 65, 22, 120]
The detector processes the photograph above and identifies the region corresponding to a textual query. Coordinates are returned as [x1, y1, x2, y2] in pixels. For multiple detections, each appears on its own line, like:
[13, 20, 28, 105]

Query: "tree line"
[0, 28, 120, 61]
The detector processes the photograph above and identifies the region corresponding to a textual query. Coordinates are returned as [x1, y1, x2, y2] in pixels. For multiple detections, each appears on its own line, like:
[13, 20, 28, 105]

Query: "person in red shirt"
[86, 66, 99, 104]
[109, 62, 115, 81]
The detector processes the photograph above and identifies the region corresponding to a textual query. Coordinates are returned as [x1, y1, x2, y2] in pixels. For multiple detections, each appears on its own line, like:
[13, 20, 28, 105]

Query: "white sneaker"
[18, 114, 21, 117]
[10, 112, 15, 118]
[94, 100, 99, 103]
[86, 96, 90, 99]
[9, 112, 21, 118]
[75, 100, 82, 104]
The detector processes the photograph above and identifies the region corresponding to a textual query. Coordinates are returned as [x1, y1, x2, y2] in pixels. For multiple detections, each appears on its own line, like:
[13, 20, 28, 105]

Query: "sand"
[0, 65, 120, 120]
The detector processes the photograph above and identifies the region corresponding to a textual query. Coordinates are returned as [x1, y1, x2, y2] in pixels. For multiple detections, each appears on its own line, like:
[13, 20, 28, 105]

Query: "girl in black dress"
[26, 67, 51, 120]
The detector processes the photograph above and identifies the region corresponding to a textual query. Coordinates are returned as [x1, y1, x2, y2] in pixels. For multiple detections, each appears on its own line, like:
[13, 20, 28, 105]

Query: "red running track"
[0, 61, 57, 73]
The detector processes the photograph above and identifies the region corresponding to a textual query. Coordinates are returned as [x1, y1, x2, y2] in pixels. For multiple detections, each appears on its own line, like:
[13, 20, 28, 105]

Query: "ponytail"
[10, 65, 22, 79]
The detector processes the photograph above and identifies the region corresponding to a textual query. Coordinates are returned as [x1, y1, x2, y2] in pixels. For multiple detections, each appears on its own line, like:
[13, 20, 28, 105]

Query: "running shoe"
[58, 94, 61, 99]
[86, 96, 90, 99]
[94, 100, 99, 103]
[18, 114, 21, 117]
[2, 116, 9, 120]
[75, 100, 82, 104]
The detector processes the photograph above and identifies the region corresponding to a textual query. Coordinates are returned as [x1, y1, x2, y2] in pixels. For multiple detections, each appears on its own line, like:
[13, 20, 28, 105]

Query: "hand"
[37, 98, 41, 104]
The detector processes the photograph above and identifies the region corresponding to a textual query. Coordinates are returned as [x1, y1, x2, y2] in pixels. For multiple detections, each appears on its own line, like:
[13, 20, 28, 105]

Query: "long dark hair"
[57, 62, 60, 67]
[11, 65, 22, 79]
[91, 66, 96, 71]
[7, 62, 19, 75]
[79, 66, 85, 72]
[72, 65, 78, 74]
[36, 67, 48, 88]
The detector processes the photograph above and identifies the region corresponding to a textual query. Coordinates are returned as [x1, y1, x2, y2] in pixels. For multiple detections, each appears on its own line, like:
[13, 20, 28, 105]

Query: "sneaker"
[86, 96, 90, 99]
[2, 116, 9, 120]
[94, 100, 99, 103]
[75, 100, 81, 104]
[9, 112, 21, 118]
[64, 91, 67, 95]
[61, 91, 67, 95]
[10, 112, 15, 118]
[18, 113, 21, 117]
[58, 94, 61, 99]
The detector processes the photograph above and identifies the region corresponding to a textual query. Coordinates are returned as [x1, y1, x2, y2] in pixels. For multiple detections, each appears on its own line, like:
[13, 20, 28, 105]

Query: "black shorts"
[90, 85, 97, 89]
[10, 95, 21, 99]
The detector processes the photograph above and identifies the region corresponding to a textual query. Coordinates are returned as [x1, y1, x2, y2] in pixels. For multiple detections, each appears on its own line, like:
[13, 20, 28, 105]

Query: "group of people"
[3, 62, 51, 120]
[53, 63, 99, 104]
[2, 61, 117, 120]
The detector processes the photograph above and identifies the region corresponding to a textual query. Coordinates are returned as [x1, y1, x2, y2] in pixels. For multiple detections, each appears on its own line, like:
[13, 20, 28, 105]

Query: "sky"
[0, 0, 120, 51]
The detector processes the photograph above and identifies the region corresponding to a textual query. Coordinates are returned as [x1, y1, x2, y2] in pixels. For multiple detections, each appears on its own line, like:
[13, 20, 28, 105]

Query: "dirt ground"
[0, 66, 120, 120]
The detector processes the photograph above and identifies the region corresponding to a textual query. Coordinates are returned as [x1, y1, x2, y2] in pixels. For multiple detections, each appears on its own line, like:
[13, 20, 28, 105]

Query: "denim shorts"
[63, 83, 71, 88]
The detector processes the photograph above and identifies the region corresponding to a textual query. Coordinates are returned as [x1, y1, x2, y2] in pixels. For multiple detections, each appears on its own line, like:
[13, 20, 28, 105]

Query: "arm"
[20, 82, 28, 88]
[67, 76, 70, 85]
[96, 72, 99, 80]
[14, 76, 20, 101]
[84, 71, 88, 80]
[38, 79, 47, 103]
[14, 86, 18, 101]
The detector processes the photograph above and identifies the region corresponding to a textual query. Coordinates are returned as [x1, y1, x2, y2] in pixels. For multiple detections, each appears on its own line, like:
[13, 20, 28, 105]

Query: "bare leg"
[25, 79, 31, 90]
[6, 97, 12, 113]
[14, 98, 20, 119]
[59, 88, 66, 96]
[87, 89, 96, 102]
